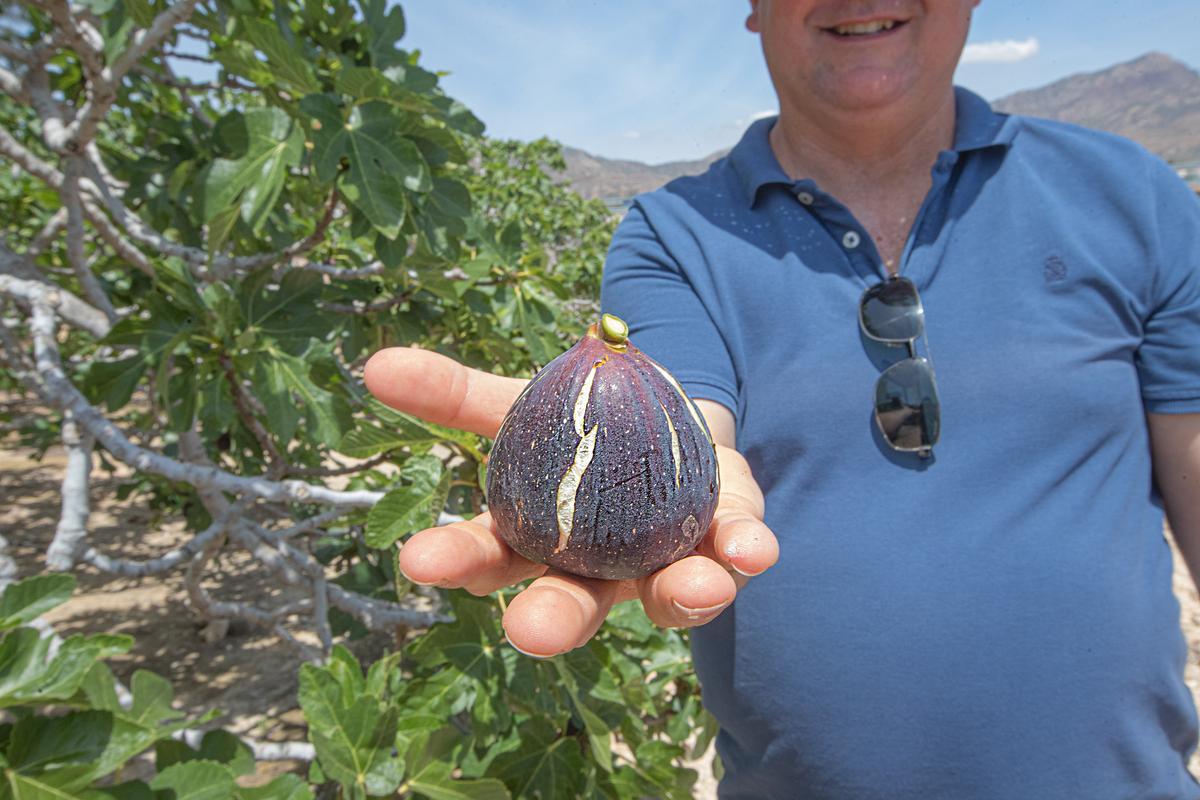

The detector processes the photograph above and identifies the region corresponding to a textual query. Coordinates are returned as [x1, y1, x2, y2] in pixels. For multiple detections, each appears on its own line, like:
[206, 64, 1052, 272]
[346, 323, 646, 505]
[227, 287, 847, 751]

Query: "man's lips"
[820, 18, 909, 39]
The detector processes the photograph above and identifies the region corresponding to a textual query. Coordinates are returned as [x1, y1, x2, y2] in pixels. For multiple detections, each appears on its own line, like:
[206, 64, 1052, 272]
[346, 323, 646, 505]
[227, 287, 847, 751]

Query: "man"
[365, 0, 1200, 796]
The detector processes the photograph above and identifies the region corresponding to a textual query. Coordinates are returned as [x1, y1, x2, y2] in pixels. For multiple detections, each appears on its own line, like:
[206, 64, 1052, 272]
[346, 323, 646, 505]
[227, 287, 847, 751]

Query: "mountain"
[992, 52, 1200, 164]
[559, 146, 727, 206]
[560, 52, 1200, 203]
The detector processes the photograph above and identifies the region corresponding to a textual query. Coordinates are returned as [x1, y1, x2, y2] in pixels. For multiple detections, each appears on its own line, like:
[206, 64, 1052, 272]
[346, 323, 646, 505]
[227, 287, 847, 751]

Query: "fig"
[485, 314, 720, 580]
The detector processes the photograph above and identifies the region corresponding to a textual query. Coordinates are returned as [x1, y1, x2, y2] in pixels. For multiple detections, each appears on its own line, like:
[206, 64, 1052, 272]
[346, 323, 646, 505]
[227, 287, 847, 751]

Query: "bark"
[45, 411, 94, 571]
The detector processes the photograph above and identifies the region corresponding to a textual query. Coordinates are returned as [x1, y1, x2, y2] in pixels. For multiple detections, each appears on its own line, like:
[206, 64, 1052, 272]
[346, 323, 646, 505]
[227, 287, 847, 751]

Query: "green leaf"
[552, 659, 613, 772]
[490, 719, 586, 800]
[148, 760, 236, 800]
[514, 289, 557, 367]
[364, 456, 449, 548]
[0, 630, 131, 709]
[357, 0, 408, 67]
[211, 42, 276, 91]
[338, 399, 482, 460]
[362, 650, 401, 699]
[203, 109, 304, 232]
[691, 710, 715, 762]
[234, 775, 312, 800]
[426, 178, 472, 235]
[80, 662, 123, 713]
[81, 780, 154, 800]
[82, 356, 147, 412]
[7, 711, 112, 771]
[301, 99, 431, 239]
[86, 287, 198, 413]
[259, 344, 346, 448]
[127, 670, 183, 727]
[197, 377, 235, 440]
[334, 67, 435, 114]
[205, 204, 241, 258]
[156, 731, 253, 778]
[297, 662, 405, 796]
[408, 761, 510, 800]
[407, 594, 505, 709]
[434, 97, 485, 137]
[123, 0, 155, 27]
[239, 18, 318, 93]
[164, 364, 198, 432]
[3, 771, 87, 799]
[0, 575, 75, 631]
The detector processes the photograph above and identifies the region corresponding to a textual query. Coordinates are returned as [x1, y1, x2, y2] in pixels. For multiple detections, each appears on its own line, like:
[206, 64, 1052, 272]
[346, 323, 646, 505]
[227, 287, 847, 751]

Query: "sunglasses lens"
[860, 277, 925, 342]
[874, 357, 940, 452]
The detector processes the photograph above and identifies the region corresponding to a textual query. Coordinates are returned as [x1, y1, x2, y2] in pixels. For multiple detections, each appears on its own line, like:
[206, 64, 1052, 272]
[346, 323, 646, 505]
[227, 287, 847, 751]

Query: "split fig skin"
[485, 315, 720, 580]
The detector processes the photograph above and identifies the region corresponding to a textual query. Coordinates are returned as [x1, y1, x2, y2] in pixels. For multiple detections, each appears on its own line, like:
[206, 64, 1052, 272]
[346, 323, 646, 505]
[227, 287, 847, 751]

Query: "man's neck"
[768, 88, 958, 196]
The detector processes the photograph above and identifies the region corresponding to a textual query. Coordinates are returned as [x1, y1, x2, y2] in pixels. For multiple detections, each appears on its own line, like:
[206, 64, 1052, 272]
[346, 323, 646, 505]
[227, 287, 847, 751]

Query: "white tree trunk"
[45, 410, 93, 571]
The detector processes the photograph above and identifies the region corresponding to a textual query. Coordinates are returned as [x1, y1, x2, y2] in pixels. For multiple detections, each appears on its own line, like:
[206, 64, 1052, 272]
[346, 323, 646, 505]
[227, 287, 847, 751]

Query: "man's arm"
[1148, 412, 1200, 591]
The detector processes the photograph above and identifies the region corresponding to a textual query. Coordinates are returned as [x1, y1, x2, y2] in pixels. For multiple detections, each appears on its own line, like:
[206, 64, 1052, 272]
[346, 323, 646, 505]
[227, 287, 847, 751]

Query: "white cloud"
[623, 130, 642, 139]
[961, 37, 1039, 64]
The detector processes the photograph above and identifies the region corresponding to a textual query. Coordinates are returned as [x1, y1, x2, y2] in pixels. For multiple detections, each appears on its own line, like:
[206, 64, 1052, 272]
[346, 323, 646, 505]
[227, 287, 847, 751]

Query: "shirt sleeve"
[599, 200, 739, 418]
[1137, 161, 1200, 413]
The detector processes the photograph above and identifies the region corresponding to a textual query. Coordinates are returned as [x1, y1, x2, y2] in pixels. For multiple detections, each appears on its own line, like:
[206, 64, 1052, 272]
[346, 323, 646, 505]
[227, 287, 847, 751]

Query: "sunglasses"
[858, 276, 940, 457]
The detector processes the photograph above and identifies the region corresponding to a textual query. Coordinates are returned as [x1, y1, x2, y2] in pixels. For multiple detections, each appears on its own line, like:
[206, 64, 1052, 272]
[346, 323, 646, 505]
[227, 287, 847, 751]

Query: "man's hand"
[363, 346, 779, 657]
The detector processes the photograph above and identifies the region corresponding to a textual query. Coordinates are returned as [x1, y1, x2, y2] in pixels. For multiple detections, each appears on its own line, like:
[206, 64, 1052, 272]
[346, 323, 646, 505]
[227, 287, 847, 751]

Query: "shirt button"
[795, 190, 815, 206]
[842, 230, 861, 250]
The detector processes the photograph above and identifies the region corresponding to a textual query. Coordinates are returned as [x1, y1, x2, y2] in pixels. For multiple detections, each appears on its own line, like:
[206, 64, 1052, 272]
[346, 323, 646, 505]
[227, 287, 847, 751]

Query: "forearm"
[1148, 412, 1200, 591]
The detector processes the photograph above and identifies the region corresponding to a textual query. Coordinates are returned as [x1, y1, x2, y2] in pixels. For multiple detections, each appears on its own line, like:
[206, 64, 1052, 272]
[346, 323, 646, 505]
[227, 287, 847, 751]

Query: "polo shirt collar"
[730, 86, 1019, 207]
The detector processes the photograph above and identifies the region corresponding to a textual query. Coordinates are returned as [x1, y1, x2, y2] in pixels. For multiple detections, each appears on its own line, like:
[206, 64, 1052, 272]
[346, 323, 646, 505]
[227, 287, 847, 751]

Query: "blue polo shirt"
[600, 87, 1200, 799]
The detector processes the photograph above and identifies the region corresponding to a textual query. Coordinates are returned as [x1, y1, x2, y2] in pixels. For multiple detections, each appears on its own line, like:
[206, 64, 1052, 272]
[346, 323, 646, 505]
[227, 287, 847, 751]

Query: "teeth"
[833, 19, 896, 35]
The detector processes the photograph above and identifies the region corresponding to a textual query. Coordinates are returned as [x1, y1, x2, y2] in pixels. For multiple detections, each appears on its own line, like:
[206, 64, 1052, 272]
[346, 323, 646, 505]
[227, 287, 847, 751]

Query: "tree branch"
[218, 353, 288, 477]
[23, 303, 384, 507]
[44, 409, 94, 571]
[43, 0, 105, 87]
[293, 260, 385, 279]
[80, 512, 231, 576]
[0, 270, 112, 338]
[62, 157, 118, 322]
[0, 64, 29, 103]
[25, 208, 67, 258]
[61, 0, 204, 152]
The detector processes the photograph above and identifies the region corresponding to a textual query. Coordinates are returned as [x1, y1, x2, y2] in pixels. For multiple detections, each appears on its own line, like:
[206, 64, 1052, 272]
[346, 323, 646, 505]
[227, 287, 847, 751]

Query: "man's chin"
[810, 67, 922, 113]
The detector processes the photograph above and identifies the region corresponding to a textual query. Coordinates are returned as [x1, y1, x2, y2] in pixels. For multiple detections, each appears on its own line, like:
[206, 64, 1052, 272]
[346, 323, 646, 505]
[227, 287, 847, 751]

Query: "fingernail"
[730, 562, 766, 578]
[505, 635, 554, 659]
[671, 598, 732, 621]
[406, 575, 451, 587]
[724, 540, 767, 577]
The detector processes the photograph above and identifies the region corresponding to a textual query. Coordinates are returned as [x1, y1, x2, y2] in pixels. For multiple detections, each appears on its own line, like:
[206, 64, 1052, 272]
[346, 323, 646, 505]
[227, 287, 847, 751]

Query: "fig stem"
[600, 313, 629, 345]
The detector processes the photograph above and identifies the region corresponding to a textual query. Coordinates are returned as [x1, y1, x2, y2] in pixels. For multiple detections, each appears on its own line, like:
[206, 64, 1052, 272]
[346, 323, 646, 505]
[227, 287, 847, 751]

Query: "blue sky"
[403, 1, 1200, 164]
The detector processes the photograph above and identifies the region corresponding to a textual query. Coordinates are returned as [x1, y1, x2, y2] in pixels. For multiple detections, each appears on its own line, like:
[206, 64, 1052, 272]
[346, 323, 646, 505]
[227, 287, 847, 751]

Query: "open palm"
[363, 346, 779, 658]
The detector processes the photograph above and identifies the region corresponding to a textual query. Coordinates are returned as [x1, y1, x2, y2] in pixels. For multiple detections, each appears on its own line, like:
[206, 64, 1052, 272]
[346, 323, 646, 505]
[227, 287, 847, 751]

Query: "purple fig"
[486, 314, 720, 580]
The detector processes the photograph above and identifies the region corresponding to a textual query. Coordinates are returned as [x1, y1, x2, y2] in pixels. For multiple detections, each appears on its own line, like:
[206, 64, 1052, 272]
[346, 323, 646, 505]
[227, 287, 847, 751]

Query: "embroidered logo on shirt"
[1043, 255, 1068, 283]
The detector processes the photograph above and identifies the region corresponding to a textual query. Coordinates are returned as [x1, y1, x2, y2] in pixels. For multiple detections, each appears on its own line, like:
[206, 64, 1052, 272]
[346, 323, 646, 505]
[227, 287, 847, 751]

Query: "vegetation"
[0, 0, 715, 797]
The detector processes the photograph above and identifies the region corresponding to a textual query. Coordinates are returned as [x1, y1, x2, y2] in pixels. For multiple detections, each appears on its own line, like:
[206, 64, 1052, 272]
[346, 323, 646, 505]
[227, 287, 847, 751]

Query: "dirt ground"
[2, 436, 1200, 795]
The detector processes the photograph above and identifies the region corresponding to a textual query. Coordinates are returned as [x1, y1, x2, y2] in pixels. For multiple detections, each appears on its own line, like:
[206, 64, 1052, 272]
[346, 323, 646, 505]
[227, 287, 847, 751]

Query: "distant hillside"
[560, 52, 1200, 203]
[559, 147, 726, 205]
[993, 52, 1200, 164]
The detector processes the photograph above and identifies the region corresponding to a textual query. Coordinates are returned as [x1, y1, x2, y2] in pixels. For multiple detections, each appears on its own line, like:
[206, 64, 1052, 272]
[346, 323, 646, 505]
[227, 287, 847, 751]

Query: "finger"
[363, 347, 527, 438]
[638, 554, 738, 628]
[502, 571, 620, 657]
[696, 509, 779, 580]
[398, 512, 546, 595]
[694, 445, 779, 577]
